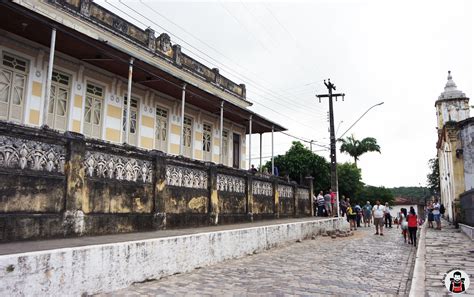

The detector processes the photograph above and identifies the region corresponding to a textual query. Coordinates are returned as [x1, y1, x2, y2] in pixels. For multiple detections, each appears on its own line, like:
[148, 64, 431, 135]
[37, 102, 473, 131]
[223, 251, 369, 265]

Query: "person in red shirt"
[330, 189, 336, 217]
[407, 207, 418, 247]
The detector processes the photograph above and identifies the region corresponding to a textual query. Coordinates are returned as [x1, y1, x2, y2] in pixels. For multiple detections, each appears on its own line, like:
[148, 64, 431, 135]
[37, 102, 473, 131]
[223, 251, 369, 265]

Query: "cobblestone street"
[424, 221, 474, 297]
[108, 223, 416, 296]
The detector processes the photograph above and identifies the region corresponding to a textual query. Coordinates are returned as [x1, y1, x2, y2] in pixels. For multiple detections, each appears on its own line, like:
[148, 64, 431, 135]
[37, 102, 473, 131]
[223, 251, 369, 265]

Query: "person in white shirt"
[432, 199, 441, 230]
[372, 200, 386, 236]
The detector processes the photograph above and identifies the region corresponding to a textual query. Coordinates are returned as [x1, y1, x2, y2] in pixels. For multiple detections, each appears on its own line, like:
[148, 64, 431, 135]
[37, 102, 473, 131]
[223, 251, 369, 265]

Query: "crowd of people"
[312, 192, 422, 247]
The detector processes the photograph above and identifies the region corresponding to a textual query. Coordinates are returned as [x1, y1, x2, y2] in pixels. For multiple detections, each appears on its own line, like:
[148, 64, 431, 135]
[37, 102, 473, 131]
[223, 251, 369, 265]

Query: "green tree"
[356, 185, 394, 205]
[263, 141, 330, 191]
[337, 162, 364, 199]
[338, 135, 381, 167]
[263, 142, 364, 197]
[427, 158, 440, 195]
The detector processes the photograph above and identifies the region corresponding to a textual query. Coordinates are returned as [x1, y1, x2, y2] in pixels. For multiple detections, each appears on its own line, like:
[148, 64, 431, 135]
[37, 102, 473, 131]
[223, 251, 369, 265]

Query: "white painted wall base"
[0, 218, 344, 296]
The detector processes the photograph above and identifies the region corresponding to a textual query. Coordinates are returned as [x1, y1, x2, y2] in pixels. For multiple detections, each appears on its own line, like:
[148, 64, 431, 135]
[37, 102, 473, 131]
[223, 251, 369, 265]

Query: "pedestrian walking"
[407, 207, 418, 247]
[347, 203, 357, 231]
[324, 191, 332, 217]
[340, 195, 347, 217]
[397, 208, 408, 243]
[427, 202, 434, 228]
[317, 191, 326, 217]
[362, 201, 372, 227]
[312, 194, 318, 216]
[354, 202, 362, 227]
[384, 202, 392, 228]
[432, 199, 442, 230]
[372, 200, 385, 236]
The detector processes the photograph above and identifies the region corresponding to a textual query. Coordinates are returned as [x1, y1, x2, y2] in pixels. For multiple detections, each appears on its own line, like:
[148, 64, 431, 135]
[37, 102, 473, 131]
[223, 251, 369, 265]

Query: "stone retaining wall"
[0, 122, 313, 241]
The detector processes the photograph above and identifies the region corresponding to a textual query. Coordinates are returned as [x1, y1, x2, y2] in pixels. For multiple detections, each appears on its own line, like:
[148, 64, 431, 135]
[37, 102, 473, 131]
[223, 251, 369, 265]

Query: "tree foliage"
[263, 141, 330, 191]
[356, 185, 394, 205]
[338, 135, 381, 166]
[337, 162, 364, 199]
[389, 186, 430, 201]
[427, 158, 440, 194]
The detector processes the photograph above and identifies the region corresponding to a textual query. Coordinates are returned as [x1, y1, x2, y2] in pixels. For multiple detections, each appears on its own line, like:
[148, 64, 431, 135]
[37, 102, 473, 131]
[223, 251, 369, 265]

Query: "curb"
[409, 222, 427, 297]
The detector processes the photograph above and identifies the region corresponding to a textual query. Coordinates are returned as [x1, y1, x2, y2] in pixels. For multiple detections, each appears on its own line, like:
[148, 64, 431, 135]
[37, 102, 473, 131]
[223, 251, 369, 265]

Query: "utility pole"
[317, 79, 345, 217]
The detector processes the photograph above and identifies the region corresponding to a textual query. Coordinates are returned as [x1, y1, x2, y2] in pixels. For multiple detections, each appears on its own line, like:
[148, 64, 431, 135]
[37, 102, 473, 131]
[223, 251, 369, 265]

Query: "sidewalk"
[0, 216, 344, 296]
[0, 217, 327, 256]
[423, 220, 474, 296]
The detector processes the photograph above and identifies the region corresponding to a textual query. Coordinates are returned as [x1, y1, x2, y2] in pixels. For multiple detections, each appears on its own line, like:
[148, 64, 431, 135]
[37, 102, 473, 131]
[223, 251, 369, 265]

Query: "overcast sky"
[99, 0, 473, 188]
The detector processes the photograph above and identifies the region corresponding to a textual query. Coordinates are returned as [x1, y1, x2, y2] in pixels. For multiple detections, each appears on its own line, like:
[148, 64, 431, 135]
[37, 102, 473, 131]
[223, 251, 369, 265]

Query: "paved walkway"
[107, 224, 416, 296]
[0, 217, 320, 256]
[424, 220, 474, 296]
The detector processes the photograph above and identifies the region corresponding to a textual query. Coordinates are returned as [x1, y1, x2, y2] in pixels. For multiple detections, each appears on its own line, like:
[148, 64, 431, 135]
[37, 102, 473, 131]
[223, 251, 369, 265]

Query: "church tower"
[435, 71, 470, 129]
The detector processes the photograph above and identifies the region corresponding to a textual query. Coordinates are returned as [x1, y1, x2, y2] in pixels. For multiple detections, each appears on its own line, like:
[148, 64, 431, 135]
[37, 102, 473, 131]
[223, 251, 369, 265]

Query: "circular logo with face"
[444, 269, 470, 294]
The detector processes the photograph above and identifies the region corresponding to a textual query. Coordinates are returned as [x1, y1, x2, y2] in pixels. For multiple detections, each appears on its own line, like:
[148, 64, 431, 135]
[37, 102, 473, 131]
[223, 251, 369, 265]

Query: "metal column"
[248, 115, 252, 169]
[124, 57, 134, 143]
[179, 84, 186, 155]
[220, 101, 224, 164]
[42, 28, 56, 127]
[271, 125, 274, 175]
[259, 133, 263, 172]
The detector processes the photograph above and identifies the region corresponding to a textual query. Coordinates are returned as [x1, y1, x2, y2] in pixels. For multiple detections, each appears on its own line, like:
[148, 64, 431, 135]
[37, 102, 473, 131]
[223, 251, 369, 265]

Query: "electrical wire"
[107, 1, 330, 131]
[113, 0, 330, 118]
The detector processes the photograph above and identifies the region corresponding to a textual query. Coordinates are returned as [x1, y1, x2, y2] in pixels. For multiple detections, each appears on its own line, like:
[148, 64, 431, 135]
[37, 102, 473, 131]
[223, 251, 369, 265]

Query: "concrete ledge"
[0, 217, 343, 296]
[459, 223, 474, 240]
[409, 222, 426, 297]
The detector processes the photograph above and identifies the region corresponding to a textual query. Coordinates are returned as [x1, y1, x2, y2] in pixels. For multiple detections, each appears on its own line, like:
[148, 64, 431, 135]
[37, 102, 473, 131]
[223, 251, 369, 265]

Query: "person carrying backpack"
[440, 204, 445, 218]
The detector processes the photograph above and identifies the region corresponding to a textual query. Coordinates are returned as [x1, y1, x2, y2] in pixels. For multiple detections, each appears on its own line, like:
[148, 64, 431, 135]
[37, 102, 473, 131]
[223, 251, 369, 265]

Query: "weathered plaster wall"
[0, 217, 344, 296]
[461, 122, 474, 191]
[0, 122, 312, 241]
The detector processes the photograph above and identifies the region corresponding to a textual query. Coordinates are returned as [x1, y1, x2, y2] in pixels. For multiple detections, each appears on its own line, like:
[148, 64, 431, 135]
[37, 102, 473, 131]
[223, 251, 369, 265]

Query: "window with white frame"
[83, 82, 104, 138]
[155, 106, 168, 152]
[0, 52, 28, 123]
[222, 129, 229, 165]
[48, 70, 71, 131]
[203, 123, 212, 152]
[183, 116, 193, 157]
[203, 123, 212, 161]
[122, 96, 139, 145]
[183, 116, 192, 148]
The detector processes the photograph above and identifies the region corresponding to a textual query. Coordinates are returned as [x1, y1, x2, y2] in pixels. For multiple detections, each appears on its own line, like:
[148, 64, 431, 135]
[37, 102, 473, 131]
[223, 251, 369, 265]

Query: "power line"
[108, 1, 330, 132]
[115, 1, 329, 117]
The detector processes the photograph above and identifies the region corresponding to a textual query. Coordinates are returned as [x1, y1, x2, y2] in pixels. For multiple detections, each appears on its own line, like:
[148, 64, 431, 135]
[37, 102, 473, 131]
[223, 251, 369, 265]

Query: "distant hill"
[389, 186, 430, 204]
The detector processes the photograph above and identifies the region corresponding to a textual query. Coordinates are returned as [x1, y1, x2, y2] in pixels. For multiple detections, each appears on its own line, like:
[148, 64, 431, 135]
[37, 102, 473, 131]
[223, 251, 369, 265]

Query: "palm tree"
[338, 135, 381, 167]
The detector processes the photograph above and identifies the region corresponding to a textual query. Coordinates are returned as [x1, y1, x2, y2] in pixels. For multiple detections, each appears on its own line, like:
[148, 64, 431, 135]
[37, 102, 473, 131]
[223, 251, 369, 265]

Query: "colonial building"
[0, 0, 311, 242]
[435, 71, 474, 225]
[0, 0, 284, 169]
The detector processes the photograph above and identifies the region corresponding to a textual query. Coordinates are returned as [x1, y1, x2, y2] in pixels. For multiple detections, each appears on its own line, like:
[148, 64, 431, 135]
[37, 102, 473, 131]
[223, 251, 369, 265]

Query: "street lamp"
[338, 102, 384, 139]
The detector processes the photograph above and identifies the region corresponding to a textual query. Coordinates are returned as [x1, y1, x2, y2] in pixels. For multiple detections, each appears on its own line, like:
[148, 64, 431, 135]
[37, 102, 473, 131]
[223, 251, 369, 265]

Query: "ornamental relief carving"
[217, 174, 245, 193]
[84, 151, 153, 183]
[0, 136, 65, 173]
[297, 188, 309, 200]
[166, 165, 208, 189]
[252, 180, 273, 196]
[278, 185, 293, 198]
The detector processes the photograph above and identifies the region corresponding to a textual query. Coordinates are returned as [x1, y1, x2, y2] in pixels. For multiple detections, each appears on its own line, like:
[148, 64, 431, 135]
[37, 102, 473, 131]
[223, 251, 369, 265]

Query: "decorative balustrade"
[297, 188, 310, 200]
[84, 151, 153, 183]
[217, 173, 245, 193]
[252, 179, 273, 196]
[165, 164, 208, 189]
[0, 135, 66, 174]
[278, 184, 293, 198]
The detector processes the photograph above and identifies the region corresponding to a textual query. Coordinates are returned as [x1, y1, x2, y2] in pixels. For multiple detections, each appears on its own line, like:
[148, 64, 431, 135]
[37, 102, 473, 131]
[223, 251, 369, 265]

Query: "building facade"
[0, 0, 284, 169]
[435, 71, 474, 224]
[0, 0, 308, 242]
